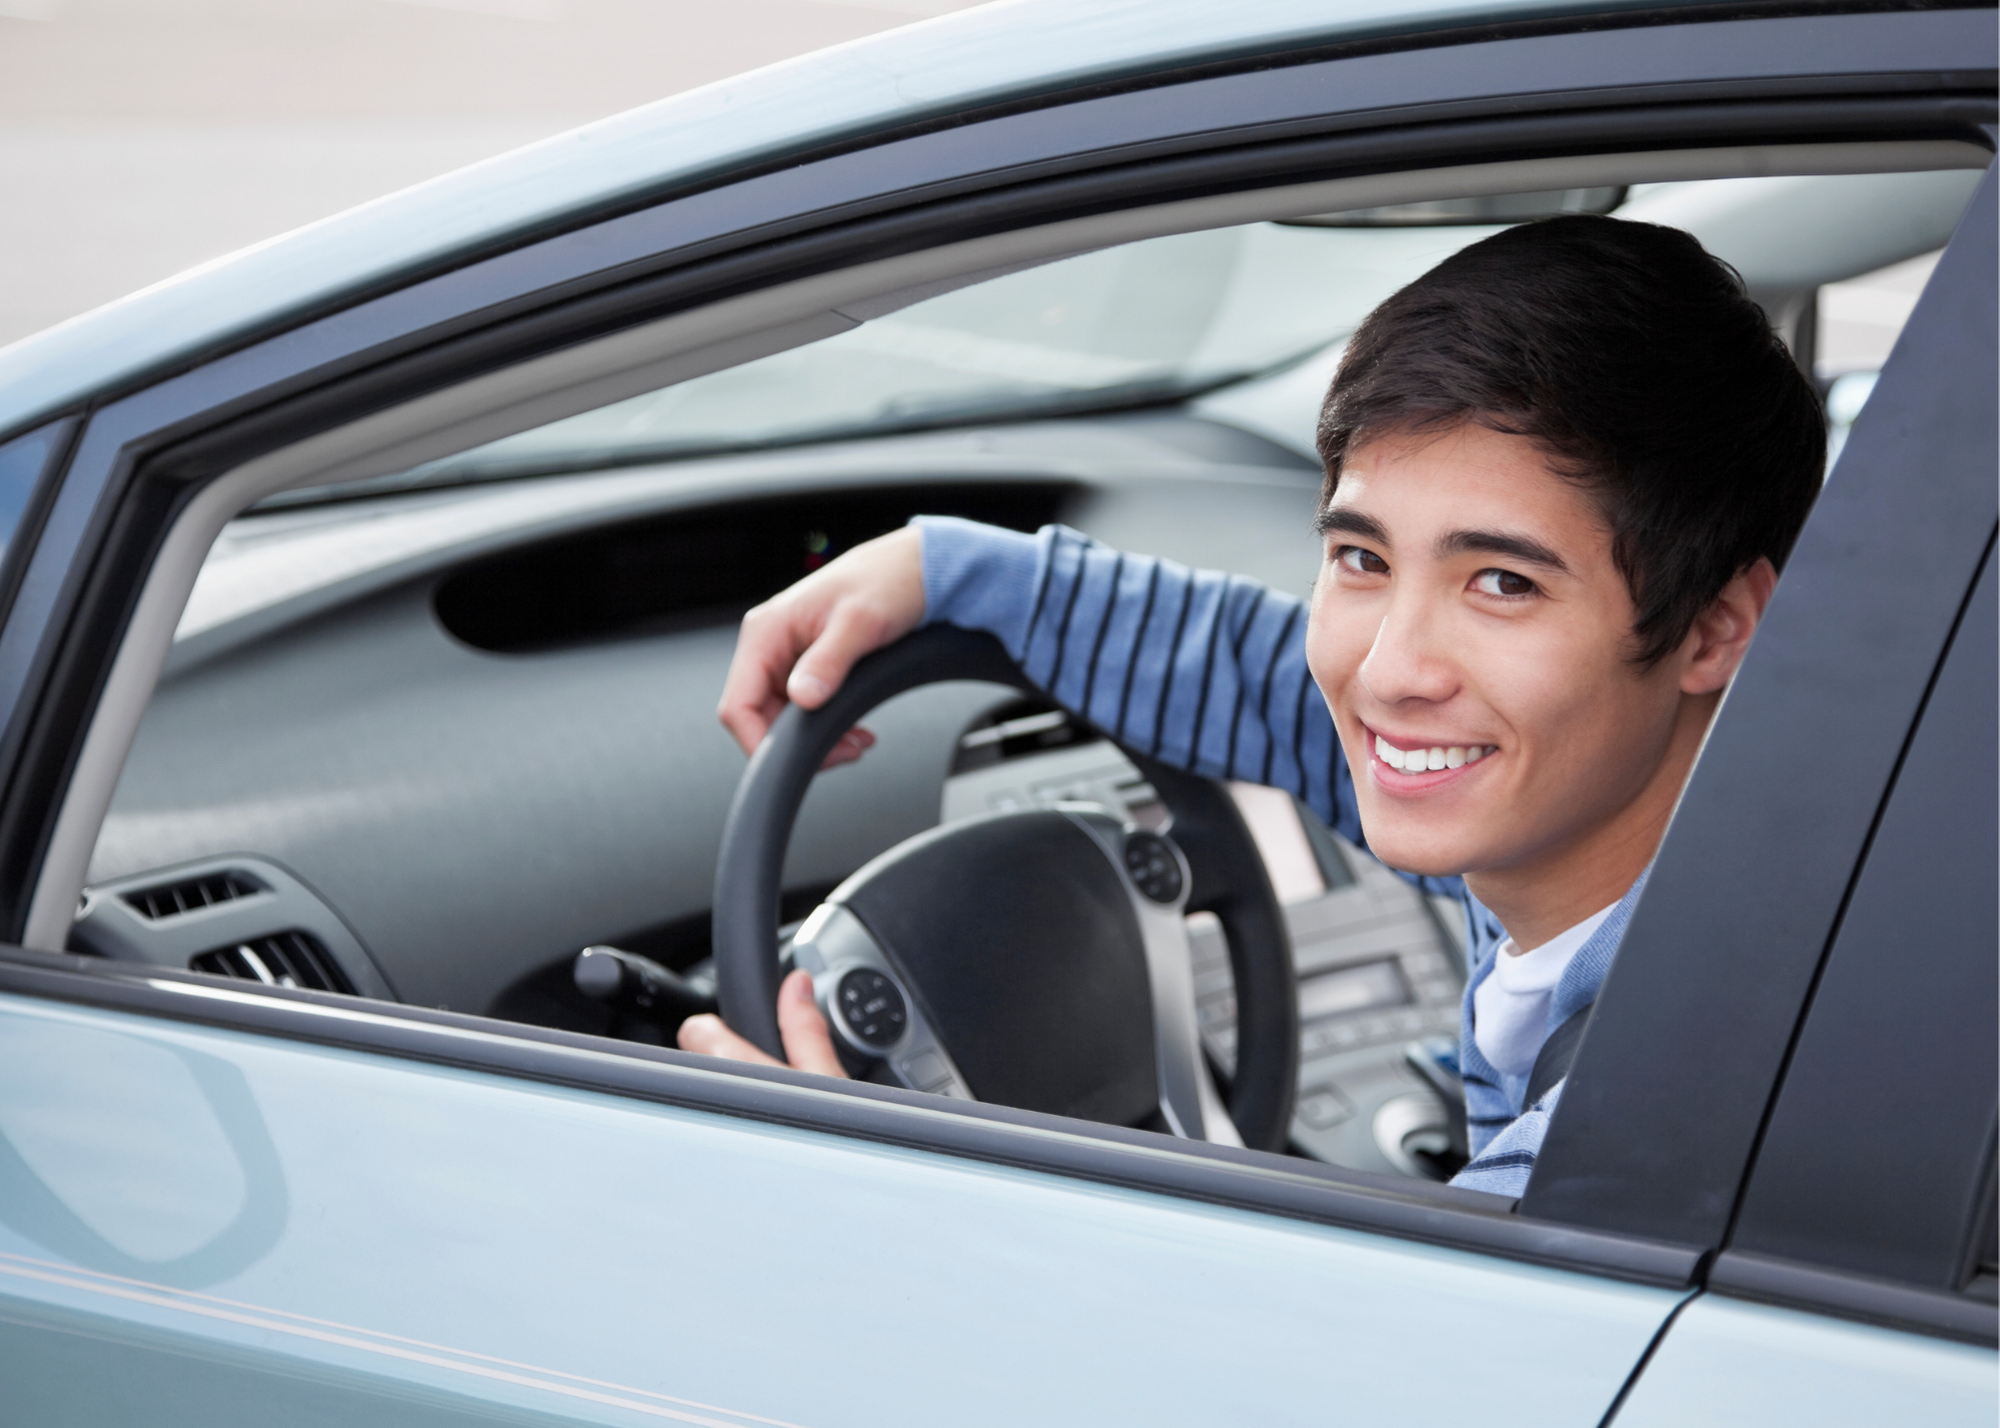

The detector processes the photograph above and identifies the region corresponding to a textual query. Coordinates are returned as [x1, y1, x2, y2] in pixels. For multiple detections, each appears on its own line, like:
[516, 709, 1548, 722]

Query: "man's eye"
[1472, 568, 1537, 597]
[1336, 546, 1389, 576]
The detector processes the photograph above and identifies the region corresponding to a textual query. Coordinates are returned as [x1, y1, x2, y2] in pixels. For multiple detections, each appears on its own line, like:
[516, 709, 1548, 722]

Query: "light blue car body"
[0, 988, 1985, 1425]
[0, 2, 1991, 1422]
[0, 993, 1675, 1426]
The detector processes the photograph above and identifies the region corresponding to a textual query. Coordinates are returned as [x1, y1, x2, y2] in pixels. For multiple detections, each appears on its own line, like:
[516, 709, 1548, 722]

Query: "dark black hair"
[1315, 213, 1825, 667]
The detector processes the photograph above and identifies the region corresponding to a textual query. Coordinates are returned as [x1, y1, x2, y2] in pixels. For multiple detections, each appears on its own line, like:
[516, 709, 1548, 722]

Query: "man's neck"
[1465, 692, 1714, 950]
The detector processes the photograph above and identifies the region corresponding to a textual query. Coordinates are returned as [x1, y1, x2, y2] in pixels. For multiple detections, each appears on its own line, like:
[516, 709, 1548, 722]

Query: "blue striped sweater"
[916, 516, 1643, 1197]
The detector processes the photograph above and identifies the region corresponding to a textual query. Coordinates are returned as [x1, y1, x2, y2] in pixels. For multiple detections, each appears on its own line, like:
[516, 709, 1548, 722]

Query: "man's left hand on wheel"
[677, 967, 848, 1078]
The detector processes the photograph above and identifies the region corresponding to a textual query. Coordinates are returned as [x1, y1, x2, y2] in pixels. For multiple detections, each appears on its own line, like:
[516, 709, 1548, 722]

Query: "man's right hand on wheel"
[714, 525, 925, 769]
[692, 527, 927, 1071]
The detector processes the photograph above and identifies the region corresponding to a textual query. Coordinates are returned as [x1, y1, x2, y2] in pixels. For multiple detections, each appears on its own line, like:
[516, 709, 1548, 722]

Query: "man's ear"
[1679, 557, 1778, 696]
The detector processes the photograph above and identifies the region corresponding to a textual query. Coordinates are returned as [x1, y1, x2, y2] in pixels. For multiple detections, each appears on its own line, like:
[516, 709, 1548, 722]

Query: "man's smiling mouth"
[1372, 731, 1498, 773]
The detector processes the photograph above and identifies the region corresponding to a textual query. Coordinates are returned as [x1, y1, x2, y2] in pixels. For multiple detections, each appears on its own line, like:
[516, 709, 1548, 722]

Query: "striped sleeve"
[916, 516, 1360, 844]
[1450, 1081, 1563, 1198]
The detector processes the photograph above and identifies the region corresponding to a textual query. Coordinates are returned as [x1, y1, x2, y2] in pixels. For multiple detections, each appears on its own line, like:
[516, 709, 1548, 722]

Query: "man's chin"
[1358, 830, 1484, 882]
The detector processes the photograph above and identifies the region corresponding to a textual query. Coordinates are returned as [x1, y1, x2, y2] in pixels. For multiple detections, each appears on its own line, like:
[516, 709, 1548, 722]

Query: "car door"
[0, 6, 1991, 1426]
[0, 985, 1688, 1427]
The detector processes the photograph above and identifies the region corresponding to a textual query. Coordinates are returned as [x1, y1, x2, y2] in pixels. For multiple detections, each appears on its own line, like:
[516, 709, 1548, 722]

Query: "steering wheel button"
[1121, 831, 1183, 903]
[834, 968, 909, 1049]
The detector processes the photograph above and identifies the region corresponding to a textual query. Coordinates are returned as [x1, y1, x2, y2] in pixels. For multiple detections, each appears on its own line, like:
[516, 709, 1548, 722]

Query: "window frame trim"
[1710, 1250, 2000, 1347]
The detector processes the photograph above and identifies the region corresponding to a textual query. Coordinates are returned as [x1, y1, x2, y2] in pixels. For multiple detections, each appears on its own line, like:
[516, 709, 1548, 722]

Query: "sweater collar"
[1463, 865, 1652, 1039]
[1546, 866, 1652, 1031]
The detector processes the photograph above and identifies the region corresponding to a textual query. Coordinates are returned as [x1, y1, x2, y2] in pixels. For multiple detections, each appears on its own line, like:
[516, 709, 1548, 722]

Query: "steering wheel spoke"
[1062, 810, 1242, 1147]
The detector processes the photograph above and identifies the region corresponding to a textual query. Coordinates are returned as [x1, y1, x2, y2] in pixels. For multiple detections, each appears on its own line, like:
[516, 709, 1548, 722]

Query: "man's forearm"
[914, 516, 1355, 841]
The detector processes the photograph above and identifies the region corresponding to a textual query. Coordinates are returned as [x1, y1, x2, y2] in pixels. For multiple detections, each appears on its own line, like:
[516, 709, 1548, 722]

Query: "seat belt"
[1525, 1002, 1594, 1108]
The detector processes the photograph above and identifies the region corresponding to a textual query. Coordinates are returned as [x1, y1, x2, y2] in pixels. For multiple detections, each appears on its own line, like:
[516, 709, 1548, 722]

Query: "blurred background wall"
[0, 0, 1937, 373]
[0, 0, 985, 348]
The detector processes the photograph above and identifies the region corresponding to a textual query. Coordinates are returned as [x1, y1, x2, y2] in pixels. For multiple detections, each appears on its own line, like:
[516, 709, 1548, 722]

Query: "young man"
[680, 214, 1825, 1196]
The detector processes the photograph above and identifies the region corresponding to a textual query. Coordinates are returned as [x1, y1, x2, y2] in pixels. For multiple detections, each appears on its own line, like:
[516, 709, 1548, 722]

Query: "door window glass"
[1821, 250, 1945, 470]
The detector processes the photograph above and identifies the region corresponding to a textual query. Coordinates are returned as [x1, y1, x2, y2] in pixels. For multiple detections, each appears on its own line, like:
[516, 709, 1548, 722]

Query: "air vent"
[189, 931, 352, 994]
[124, 870, 259, 920]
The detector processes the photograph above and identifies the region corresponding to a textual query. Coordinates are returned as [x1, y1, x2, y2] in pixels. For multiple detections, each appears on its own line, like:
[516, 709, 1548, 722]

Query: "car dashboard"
[64, 406, 1468, 1176]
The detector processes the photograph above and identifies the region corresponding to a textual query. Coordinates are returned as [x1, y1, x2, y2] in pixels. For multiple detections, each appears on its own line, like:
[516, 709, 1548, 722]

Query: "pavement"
[0, 0, 987, 349]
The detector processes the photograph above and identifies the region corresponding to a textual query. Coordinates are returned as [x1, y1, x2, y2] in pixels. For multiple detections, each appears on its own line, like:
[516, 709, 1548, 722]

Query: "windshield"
[264, 166, 1982, 506]
[311, 221, 1502, 499]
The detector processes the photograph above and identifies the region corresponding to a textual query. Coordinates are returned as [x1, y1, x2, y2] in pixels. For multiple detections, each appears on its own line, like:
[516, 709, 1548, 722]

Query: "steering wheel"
[711, 627, 1300, 1151]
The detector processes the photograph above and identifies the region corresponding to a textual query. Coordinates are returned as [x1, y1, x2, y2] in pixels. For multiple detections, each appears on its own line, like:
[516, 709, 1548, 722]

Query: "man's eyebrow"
[1437, 528, 1573, 574]
[1314, 507, 1390, 544]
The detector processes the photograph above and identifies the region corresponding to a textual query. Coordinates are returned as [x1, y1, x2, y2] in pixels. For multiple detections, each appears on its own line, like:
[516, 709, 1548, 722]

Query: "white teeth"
[1375, 736, 1497, 772]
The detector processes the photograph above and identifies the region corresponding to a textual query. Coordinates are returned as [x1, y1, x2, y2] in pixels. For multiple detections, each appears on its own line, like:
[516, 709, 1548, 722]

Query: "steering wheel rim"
[712, 625, 1299, 1151]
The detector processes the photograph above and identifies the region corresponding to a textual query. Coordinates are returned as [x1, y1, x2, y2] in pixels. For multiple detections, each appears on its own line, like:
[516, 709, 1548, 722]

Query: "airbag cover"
[837, 810, 1157, 1126]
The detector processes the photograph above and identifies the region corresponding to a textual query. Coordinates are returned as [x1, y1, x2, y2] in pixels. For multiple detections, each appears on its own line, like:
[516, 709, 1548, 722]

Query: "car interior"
[44, 142, 1987, 1183]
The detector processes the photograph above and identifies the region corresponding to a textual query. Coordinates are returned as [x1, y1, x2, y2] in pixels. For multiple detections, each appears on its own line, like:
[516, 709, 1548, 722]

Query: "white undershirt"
[1472, 902, 1619, 1077]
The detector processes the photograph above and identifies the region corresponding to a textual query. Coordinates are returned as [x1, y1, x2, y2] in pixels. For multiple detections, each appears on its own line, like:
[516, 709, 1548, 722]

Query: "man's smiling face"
[1306, 422, 1692, 894]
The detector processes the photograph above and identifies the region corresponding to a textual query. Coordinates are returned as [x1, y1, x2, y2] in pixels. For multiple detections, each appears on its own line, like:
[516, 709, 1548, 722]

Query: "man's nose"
[1357, 595, 1459, 706]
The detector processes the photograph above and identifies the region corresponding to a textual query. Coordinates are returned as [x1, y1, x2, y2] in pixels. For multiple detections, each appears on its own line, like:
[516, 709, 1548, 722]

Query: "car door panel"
[0, 991, 1683, 1427]
[1611, 1295, 1997, 1427]
[0, 1302, 589, 1428]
